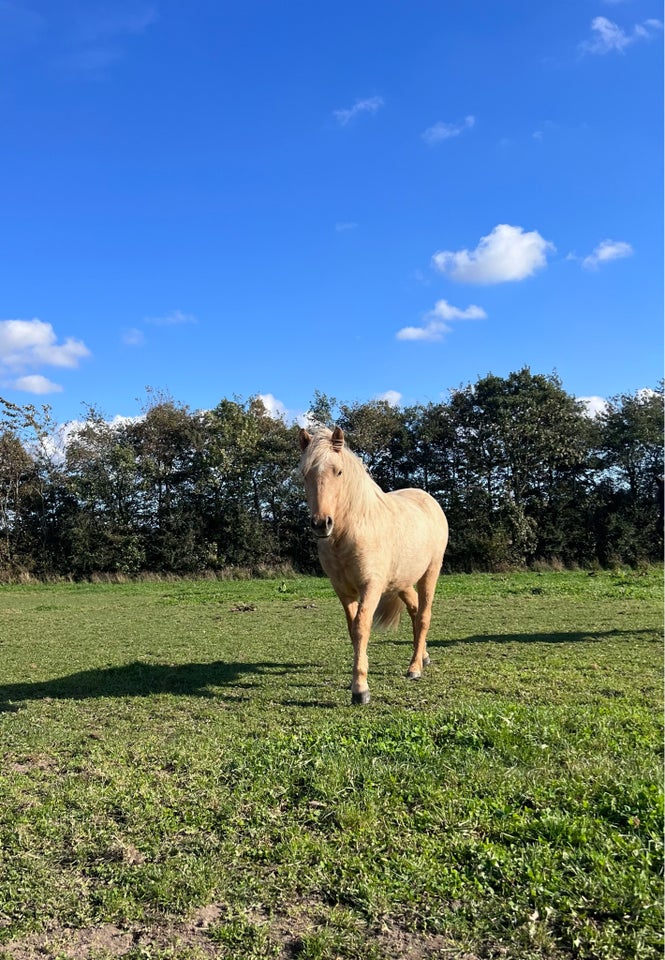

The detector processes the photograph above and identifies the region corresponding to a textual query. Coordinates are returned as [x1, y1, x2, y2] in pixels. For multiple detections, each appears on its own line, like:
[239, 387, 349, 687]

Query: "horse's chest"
[318, 537, 378, 592]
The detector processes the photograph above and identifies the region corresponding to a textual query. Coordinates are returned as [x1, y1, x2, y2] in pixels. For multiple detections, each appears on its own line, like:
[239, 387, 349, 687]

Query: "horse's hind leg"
[406, 566, 438, 680]
[399, 585, 423, 679]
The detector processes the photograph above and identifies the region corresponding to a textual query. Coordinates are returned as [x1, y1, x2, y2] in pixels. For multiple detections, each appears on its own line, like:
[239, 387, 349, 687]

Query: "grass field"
[0, 568, 662, 960]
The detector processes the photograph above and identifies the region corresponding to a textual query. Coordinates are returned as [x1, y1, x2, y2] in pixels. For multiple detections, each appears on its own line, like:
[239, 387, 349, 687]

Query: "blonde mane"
[299, 428, 383, 522]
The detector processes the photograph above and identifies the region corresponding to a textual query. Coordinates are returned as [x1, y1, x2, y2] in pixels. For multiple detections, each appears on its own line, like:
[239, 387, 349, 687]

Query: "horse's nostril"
[311, 516, 334, 536]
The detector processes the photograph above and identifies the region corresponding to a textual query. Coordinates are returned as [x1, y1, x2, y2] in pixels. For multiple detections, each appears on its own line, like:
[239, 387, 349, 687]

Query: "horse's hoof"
[406, 669, 422, 681]
[351, 690, 370, 705]
[423, 655, 431, 667]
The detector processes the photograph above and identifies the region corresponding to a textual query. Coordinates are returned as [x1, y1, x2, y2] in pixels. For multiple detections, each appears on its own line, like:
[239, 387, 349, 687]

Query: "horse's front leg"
[340, 597, 359, 638]
[345, 585, 381, 705]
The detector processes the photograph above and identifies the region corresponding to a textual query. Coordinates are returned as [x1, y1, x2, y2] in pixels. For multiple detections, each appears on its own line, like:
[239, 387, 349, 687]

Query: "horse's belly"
[384, 548, 436, 590]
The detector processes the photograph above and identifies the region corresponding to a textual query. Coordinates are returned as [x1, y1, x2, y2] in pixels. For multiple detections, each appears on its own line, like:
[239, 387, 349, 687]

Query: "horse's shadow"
[0, 659, 305, 712]
[422, 628, 657, 649]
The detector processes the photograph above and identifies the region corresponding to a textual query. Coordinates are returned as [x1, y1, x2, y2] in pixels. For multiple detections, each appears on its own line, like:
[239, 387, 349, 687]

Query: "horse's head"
[299, 426, 345, 539]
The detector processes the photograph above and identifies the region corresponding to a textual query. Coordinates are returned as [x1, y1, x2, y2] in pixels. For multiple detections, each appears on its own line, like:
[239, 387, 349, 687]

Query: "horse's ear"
[331, 426, 345, 451]
[299, 429, 312, 451]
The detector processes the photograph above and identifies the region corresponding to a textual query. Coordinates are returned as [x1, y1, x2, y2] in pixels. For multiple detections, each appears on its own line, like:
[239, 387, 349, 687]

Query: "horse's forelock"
[301, 429, 336, 468]
[300, 428, 355, 471]
[300, 430, 377, 522]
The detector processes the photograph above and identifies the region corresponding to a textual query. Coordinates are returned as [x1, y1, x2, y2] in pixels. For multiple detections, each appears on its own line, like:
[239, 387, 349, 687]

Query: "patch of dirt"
[1, 904, 480, 959]
[7, 755, 59, 775]
[2, 915, 219, 960]
[374, 921, 480, 959]
[2, 924, 136, 959]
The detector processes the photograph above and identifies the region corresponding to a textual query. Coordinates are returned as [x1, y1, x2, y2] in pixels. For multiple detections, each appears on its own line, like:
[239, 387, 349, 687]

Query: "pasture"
[0, 568, 662, 960]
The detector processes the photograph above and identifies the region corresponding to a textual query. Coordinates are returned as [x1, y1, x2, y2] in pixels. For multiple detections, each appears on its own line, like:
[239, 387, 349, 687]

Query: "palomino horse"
[299, 426, 448, 705]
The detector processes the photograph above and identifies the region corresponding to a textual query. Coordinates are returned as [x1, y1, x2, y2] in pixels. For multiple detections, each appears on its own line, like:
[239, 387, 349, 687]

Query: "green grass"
[0, 568, 662, 959]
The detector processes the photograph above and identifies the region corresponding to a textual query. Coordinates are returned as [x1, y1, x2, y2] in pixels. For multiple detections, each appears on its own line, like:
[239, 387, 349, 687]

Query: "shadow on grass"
[0, 659, 307, 710]
[424, 628, 658, 649]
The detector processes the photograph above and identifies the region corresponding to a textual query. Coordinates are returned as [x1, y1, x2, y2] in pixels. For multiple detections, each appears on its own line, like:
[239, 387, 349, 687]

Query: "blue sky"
[0, 0, 662, 425]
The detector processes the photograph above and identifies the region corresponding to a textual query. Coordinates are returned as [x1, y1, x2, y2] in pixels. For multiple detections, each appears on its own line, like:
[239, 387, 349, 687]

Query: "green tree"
[594, 386, 664, 564]
[444, 370, 594, 567]
[201, 397, 281, 566]
[129, 396, 207, 571]
[64, 408, 145, 574]
[0, 430, 35, 569]
[0, 398, 65, 575]
[305, 391, 339, 429]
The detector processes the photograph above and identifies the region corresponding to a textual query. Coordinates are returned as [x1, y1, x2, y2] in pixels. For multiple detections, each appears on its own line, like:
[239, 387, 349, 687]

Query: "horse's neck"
[338, 456, 384, 531]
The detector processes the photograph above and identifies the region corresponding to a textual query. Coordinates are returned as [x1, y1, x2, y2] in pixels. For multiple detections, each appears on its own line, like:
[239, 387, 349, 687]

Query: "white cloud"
[582, 239, 633, 269]
[123, 327, 145, 346]
[532, 120, 558, 142]
[582, 16, 630, 52]
[333, 96, 384, 126]
[40, 422, 77, 464]
[428, 300, 487, 322]
[578, 390, 658, 418]
[579, 396, 609, 418]
[70, 413, 140, 432]
[396, 325, 441, 343]
[41, 414, 142, 464]
[375, 390, 402, 406]
[257, 393, 289, 420]
[397, 299, 487, 342]
[432, 224, 555, 284]
[636, 387, 659, 402]
[13, 374, 63, 395]
[335, 221, 358, 232]
[0, 319, 91, 376]
[144, 309, 197, 326]
[256, 394, 315, 426]
[422, 115, 475, 145]
[580, 16, 662, 54]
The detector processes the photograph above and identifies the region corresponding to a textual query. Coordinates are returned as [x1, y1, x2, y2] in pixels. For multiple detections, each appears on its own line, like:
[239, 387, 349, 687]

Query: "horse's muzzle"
[311, 516, 334, 538]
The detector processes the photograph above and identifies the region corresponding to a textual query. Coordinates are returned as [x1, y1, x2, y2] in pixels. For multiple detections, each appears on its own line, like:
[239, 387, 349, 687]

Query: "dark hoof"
[406, 670, 422, 681]
[351, 690, 370, 705]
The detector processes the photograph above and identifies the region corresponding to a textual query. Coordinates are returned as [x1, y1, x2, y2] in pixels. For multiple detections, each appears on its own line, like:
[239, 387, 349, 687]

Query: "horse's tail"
[373, 592, 404, 631]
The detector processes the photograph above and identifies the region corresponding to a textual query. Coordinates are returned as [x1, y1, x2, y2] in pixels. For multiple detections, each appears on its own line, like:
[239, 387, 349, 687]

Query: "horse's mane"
[300, 428, 383, 519]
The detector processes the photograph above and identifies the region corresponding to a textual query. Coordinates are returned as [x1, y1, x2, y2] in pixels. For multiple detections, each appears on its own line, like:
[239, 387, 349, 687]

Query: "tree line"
[0, 369, 662, 580]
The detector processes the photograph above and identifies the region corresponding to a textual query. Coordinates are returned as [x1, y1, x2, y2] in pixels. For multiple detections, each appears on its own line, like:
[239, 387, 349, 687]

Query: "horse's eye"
[337, 469, 343, 477]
